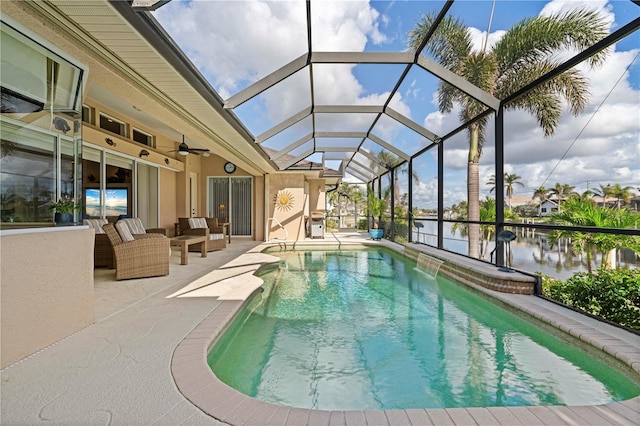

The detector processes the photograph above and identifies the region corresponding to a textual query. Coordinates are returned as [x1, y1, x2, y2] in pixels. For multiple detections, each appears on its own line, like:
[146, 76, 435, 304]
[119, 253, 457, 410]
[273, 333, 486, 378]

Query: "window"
[132, 128, 154, 147]
[82, 104, 93, 125]
[1, 21, 83, 227]
[99, 113, 126, 137]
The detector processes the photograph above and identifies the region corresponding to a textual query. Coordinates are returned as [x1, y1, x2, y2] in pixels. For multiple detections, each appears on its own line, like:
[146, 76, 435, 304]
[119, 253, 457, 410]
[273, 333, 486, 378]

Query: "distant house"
[538, 199, 559, 217]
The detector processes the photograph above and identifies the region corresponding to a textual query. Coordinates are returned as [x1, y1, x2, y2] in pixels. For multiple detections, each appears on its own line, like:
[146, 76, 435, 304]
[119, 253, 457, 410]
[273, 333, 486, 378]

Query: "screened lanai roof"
[126, 0, 639, 185]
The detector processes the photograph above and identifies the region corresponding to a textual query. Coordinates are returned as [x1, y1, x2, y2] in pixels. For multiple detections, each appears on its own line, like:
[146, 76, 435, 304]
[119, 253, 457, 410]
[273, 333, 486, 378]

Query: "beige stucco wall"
[254, 175, 265, 241]
[268, 174, 307, 240]
[159, 167, 177, 235]
[0, 228, 95, 369]
[308, 179, 326, 213]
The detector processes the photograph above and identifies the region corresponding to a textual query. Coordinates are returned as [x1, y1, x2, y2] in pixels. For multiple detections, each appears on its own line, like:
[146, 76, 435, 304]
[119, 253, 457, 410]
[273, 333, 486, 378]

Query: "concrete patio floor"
[1, 231, 639, 425]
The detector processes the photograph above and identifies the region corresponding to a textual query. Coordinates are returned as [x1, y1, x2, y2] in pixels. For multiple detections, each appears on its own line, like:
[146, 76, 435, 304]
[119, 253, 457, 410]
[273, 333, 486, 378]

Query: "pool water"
[208, 249, 639, 410]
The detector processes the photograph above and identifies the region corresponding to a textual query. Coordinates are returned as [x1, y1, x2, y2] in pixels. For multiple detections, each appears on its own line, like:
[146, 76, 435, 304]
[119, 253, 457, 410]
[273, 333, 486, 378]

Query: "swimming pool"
[208, 248, 639, 411]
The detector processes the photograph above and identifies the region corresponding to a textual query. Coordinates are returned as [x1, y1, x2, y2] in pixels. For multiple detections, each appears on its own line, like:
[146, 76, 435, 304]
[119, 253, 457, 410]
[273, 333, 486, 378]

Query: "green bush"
[357, 218, 368, 230]
[541, 268, 640, 330]
[325, 218, 337, 231]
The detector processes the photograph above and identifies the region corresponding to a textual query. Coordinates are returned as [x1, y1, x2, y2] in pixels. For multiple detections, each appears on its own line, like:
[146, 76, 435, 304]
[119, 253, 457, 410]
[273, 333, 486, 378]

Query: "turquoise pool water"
[208, 248, 640, 411]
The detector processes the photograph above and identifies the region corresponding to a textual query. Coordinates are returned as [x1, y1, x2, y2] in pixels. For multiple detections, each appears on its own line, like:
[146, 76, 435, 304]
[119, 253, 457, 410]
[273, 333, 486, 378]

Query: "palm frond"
[408, 13, 472, 71]
[493, 8, 609, 75]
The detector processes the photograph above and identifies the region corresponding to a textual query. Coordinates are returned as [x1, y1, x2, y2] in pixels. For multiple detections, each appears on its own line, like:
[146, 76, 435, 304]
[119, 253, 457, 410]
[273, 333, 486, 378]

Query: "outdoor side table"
[170, 235, 207, 265]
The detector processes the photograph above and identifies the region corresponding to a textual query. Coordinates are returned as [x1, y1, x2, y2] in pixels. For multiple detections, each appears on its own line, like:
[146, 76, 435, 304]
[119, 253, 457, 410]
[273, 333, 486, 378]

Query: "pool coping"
[171, 240, 640, 426]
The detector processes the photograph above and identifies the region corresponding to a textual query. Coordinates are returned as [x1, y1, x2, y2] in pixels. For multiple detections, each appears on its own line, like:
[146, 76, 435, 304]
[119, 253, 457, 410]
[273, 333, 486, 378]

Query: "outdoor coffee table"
[170, 235, 207, 265]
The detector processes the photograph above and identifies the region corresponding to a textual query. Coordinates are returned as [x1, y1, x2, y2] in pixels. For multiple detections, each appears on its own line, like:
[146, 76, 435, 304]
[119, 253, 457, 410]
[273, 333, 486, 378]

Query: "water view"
[412, 220, 639, 280]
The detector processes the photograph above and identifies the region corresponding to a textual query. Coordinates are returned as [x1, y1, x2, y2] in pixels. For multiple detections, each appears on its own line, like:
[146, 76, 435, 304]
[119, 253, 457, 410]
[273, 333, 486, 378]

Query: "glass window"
[132, 128, 153, 147]
[1, 124, 55, 223]
[105, 153, 132, 220]
[136, 162, 158, 228]
[100, 113, 126, 137]
[1, 22, 83, 227]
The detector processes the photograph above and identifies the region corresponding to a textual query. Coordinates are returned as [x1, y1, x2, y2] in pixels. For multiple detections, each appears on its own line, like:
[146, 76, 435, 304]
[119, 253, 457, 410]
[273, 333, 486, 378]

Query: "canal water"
[412, 220, 639, 280]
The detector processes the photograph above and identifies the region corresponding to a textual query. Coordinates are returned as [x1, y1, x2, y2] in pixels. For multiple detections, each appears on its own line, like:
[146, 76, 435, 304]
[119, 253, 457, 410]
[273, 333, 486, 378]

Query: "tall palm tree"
[487, 173, 524, 210]
[374, 150, 419, 210]
[408, 8, 608, 258]
[548, 182, 578, 211]
[610, 183, 635, 209]
[532, 185, 550, 204]
[591, 183, 615, 207]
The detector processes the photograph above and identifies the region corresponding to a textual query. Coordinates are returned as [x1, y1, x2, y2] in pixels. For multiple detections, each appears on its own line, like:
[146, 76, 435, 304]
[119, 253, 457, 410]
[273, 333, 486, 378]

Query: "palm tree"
[374, 151, 419, 209]
[549, 198, 640, 272]
[532, 186, 550, 214]
[487, 173, 524, 210]
[548, 182, 578, 211]
[408, 8, 608, 258]
[610, 183, 635, 209]
[591, 183, 615, 207]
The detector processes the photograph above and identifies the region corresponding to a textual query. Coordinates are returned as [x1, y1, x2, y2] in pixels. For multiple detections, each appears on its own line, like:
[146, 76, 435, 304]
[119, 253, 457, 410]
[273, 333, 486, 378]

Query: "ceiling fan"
[168, 135, 210, 156]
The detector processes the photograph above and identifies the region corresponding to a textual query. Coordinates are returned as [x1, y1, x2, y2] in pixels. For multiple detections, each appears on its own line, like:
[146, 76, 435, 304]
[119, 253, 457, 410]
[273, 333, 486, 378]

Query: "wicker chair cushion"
[120, 218, 147, 234]
[115, 221, 135, 242]
[209, 233, 224, 240]
[188, 217, 208, 229]
[83, 218, 108, 234]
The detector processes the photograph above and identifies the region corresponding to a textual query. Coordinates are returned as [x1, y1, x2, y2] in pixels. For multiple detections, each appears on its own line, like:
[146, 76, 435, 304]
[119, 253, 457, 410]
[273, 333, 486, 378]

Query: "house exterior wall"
[0, 228, 95, 369]
[268, 174, 307, 240]
[308, 179, 326, 213]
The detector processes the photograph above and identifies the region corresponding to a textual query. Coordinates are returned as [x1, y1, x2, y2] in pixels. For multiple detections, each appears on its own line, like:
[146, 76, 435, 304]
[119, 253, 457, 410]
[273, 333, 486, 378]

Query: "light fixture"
[164, 158, 170, 165]
[202, 151, 210, 157]
[105, 138, 116, 147]
[178, 135, 189, 155]
[139, 149, 150, 158]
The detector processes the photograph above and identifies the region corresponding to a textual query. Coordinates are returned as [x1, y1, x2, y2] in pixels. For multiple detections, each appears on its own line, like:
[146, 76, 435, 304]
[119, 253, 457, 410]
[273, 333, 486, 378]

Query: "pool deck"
[1, 231, 639, 425]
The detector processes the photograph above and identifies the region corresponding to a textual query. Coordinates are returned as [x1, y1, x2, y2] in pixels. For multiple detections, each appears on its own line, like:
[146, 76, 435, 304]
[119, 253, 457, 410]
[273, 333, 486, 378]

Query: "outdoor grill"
[309, 211, 325, 239]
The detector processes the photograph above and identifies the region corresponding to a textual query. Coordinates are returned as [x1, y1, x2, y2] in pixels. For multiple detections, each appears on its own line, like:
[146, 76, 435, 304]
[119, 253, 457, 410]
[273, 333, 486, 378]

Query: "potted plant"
[51, 194, 80, 224]
[367, 187, 386, 240]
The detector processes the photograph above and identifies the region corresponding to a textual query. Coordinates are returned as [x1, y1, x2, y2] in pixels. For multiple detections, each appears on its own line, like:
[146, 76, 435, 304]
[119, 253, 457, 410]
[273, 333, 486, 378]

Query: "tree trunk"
[603, 248, 617, 269]
[468, 162, 480, 258]
[467, 125, 481, 258]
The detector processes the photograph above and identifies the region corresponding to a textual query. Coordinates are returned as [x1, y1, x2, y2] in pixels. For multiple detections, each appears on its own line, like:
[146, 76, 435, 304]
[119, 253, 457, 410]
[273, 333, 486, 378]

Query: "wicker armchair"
[178, 217, 226, 252]
[83, 218, 114, 268]
[102, 223, 170, 280]
[117, 217, 167, 236]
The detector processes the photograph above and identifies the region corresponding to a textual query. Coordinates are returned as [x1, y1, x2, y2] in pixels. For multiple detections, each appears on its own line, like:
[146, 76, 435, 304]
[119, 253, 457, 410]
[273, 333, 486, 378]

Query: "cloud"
[154, 0, 637, 201]
[417, 2, 639, 203]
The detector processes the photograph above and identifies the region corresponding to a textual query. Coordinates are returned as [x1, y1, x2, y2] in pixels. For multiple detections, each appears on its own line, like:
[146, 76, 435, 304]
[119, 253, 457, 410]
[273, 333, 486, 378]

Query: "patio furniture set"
[84, 217, 228, 280]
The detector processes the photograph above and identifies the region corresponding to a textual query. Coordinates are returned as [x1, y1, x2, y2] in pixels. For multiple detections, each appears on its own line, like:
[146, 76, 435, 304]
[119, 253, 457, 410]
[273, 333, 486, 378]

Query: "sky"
[153, 0, 640, 209]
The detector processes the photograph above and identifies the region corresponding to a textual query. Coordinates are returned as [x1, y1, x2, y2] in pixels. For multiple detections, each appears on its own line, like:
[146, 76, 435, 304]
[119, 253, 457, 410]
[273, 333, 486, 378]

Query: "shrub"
[325, 218, 337, 231]
[541, 269, 640, 330]
[357, 218, 368, 230]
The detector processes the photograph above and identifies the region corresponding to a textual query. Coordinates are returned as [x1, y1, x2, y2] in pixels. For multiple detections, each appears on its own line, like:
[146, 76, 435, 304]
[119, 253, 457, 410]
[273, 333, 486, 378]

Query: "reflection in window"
[1, 21, 83, 227]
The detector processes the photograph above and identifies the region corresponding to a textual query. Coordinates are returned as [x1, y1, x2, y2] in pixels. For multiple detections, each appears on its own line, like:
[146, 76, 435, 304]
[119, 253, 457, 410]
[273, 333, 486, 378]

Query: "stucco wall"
[0, 228, 95, 369]
[308, 179, 326, 213]
[268, 174, 307, 240]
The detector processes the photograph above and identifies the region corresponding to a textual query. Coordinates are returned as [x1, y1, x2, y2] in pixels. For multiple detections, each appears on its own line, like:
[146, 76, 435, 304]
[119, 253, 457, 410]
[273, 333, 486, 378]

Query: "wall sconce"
[105, 138, 116, 147]
[139, 149, 150, 158]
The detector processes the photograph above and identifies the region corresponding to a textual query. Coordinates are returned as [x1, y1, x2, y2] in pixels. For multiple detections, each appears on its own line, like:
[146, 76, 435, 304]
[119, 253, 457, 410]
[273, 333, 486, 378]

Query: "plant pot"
[54, 212, 74, 224]
[369, 229, 383, 240]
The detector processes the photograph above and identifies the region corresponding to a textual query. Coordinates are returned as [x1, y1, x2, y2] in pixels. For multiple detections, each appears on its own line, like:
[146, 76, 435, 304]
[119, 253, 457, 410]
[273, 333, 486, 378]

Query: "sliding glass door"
[208, 176, 252, 237]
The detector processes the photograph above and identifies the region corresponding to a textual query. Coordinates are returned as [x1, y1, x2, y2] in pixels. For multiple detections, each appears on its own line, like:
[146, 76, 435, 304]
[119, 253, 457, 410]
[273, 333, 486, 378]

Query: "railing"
[267, 217, 288, 241]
